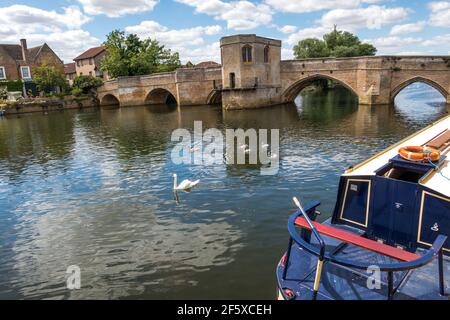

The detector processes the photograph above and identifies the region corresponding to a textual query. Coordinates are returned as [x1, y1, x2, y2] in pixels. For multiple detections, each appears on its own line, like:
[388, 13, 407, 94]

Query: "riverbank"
[0, 95, 97, 116]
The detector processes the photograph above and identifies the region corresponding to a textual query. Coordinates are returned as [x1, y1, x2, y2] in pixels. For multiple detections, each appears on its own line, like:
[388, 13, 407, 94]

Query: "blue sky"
[1, 0, 449, 63]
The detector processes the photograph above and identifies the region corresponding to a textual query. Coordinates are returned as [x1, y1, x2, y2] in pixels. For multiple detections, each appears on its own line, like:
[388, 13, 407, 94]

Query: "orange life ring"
[398, 146, 440, 162]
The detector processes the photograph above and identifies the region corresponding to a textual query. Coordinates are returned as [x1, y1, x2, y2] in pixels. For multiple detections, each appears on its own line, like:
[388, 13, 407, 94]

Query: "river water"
[0, 84, 447, 299]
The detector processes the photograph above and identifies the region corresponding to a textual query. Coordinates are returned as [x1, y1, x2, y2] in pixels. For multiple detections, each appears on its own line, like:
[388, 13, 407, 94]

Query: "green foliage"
[101, 30, 182, 78]
[0, 87, 7, 99]
[71, 87, 84, 97]
[293, 28, 377, 59]
[293, 38, 330, 58]
[0, 80, 23, 92]
[72, 75, 103, 94]
[33, 65, 68, 93]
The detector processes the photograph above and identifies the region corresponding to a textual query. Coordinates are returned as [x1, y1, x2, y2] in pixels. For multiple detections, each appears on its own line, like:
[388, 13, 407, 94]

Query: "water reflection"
[0, 85, 447, 299]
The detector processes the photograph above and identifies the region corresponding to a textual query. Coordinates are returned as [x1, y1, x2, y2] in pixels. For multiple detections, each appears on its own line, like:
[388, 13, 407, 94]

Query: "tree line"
[293, 28, 377, 59]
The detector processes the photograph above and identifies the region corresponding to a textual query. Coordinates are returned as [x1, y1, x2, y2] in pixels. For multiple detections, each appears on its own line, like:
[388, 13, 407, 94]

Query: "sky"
[0, 0, 449, 64]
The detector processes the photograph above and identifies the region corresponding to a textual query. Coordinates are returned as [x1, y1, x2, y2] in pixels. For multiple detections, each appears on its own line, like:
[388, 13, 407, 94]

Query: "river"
[0, 84, 447, 299]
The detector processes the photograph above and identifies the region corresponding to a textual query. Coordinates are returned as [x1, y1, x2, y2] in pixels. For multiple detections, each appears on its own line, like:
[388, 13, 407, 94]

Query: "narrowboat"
[276, 115, 450, 300]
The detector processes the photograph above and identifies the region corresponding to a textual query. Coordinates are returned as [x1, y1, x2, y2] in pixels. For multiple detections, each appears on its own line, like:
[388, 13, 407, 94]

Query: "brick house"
[73, 46, 109, 80]
[0, 39, 63, 82]
[64, 63, 76, 85]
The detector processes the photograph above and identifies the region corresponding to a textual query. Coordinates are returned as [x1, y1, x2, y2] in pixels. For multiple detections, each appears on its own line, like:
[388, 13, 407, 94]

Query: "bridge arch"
[391, 76, 449, 103]
[206, 90, 222, 105]
[282, 74, 359, 103]
[100, 94, 120, 107]
[145, 88, 177, 105]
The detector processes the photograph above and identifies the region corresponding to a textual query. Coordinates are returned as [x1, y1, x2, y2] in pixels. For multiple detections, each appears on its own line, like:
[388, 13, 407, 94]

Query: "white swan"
[173, 174, 200, 191]
[240, 144, 249, 149]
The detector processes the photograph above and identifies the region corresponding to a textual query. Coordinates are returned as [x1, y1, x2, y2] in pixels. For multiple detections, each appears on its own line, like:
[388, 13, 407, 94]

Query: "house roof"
[64, 63, 76, 74]
[195, 61, 221, 68]
[0, 44, 23, 61]
[74, 46, 106, 61]
[0, 43, 56, 64]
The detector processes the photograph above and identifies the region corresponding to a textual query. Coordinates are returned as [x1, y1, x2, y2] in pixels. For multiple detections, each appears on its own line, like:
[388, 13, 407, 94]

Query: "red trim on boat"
[295, 217, 421, 262]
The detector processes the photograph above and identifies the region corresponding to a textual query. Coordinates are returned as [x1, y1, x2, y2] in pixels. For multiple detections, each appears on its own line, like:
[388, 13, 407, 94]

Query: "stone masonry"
[97, 34, 450, 109]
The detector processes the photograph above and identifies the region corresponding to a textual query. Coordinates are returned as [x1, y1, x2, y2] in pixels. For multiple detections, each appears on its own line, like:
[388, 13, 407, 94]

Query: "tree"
[101, 30, 182, 78]
[293, 28, 377, 59]
[293, 38, 330, 58]
[72, 75, 103, 95]
[33, 65, 68, 93]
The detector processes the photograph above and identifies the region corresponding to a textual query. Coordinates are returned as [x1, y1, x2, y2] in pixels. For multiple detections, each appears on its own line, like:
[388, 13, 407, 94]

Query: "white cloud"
[320, 5, 409, 30]
[390, 21, 426, 35]
[362, 36, 426, 54]
[281, 48, 294, 60]
[286, 26, 332, 45]
[2, 30, 100, 63]
[125, 21, 222, 47]
[126, 21, 223, 63]
[176, 42, 222, 64]
[279, 25, 297, 34]
[77, 0, 158, 17]
[367, 36, 423, 49]
[285, 5, 409, 46]
[422, 34, 450, 46]
[428, 1, 450, 27]
[0, 5, 90, 33]
[264, 0, 383, 13]
[176, 0, 272, 30]
[0, 5, 98, 63]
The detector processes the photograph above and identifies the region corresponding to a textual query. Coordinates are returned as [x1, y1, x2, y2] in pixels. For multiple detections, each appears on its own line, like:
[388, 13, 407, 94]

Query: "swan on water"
[173, 174, 200, 191]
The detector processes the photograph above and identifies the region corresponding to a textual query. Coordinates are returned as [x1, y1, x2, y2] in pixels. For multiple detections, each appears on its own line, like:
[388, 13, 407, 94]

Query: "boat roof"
[345, 115, 450, 197]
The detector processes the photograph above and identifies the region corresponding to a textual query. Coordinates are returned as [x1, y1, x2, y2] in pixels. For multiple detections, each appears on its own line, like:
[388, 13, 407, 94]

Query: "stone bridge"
[97, 67, 222, 107]
[280, 56, 450, 106]
[97, 34, 450, 109]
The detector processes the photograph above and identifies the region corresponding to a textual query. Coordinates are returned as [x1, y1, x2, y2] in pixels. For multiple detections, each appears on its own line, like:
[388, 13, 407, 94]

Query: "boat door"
[371, 177, 418, 248]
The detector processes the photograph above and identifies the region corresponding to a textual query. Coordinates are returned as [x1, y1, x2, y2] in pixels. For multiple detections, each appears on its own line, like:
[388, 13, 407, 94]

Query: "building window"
[20, 66, 31, 80]
[89, 71, 92, 76]
[89, 58, 93, 65]
[0, 66, 6, 80]
[264, 46, 269, 63]
[242, 45, 252, 63]
[229, 73, 236, 89]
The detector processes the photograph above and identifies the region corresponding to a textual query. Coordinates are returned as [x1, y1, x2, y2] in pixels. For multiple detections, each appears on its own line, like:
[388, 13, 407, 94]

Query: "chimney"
[20, 39, 28, 62]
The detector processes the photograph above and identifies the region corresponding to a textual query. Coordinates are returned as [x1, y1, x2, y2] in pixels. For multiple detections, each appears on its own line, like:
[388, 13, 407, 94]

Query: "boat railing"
[281, 202, 448, 300]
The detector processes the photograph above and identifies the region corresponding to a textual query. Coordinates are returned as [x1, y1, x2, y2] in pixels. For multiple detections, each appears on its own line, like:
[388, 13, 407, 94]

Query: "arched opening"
[284, 75, 359, 120]
[207, 90, 222, 106]
[392, 79, 447, 121]
[242, 45, 252, 63]
[145, 88, 177, 106]
[100, 94, 120, 107]
[283, 75, 358, 103]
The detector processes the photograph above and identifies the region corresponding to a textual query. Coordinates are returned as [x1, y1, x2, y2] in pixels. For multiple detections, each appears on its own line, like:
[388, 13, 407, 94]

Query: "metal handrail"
[283, 207, 448, 300]
[283, 198, 325, 300]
